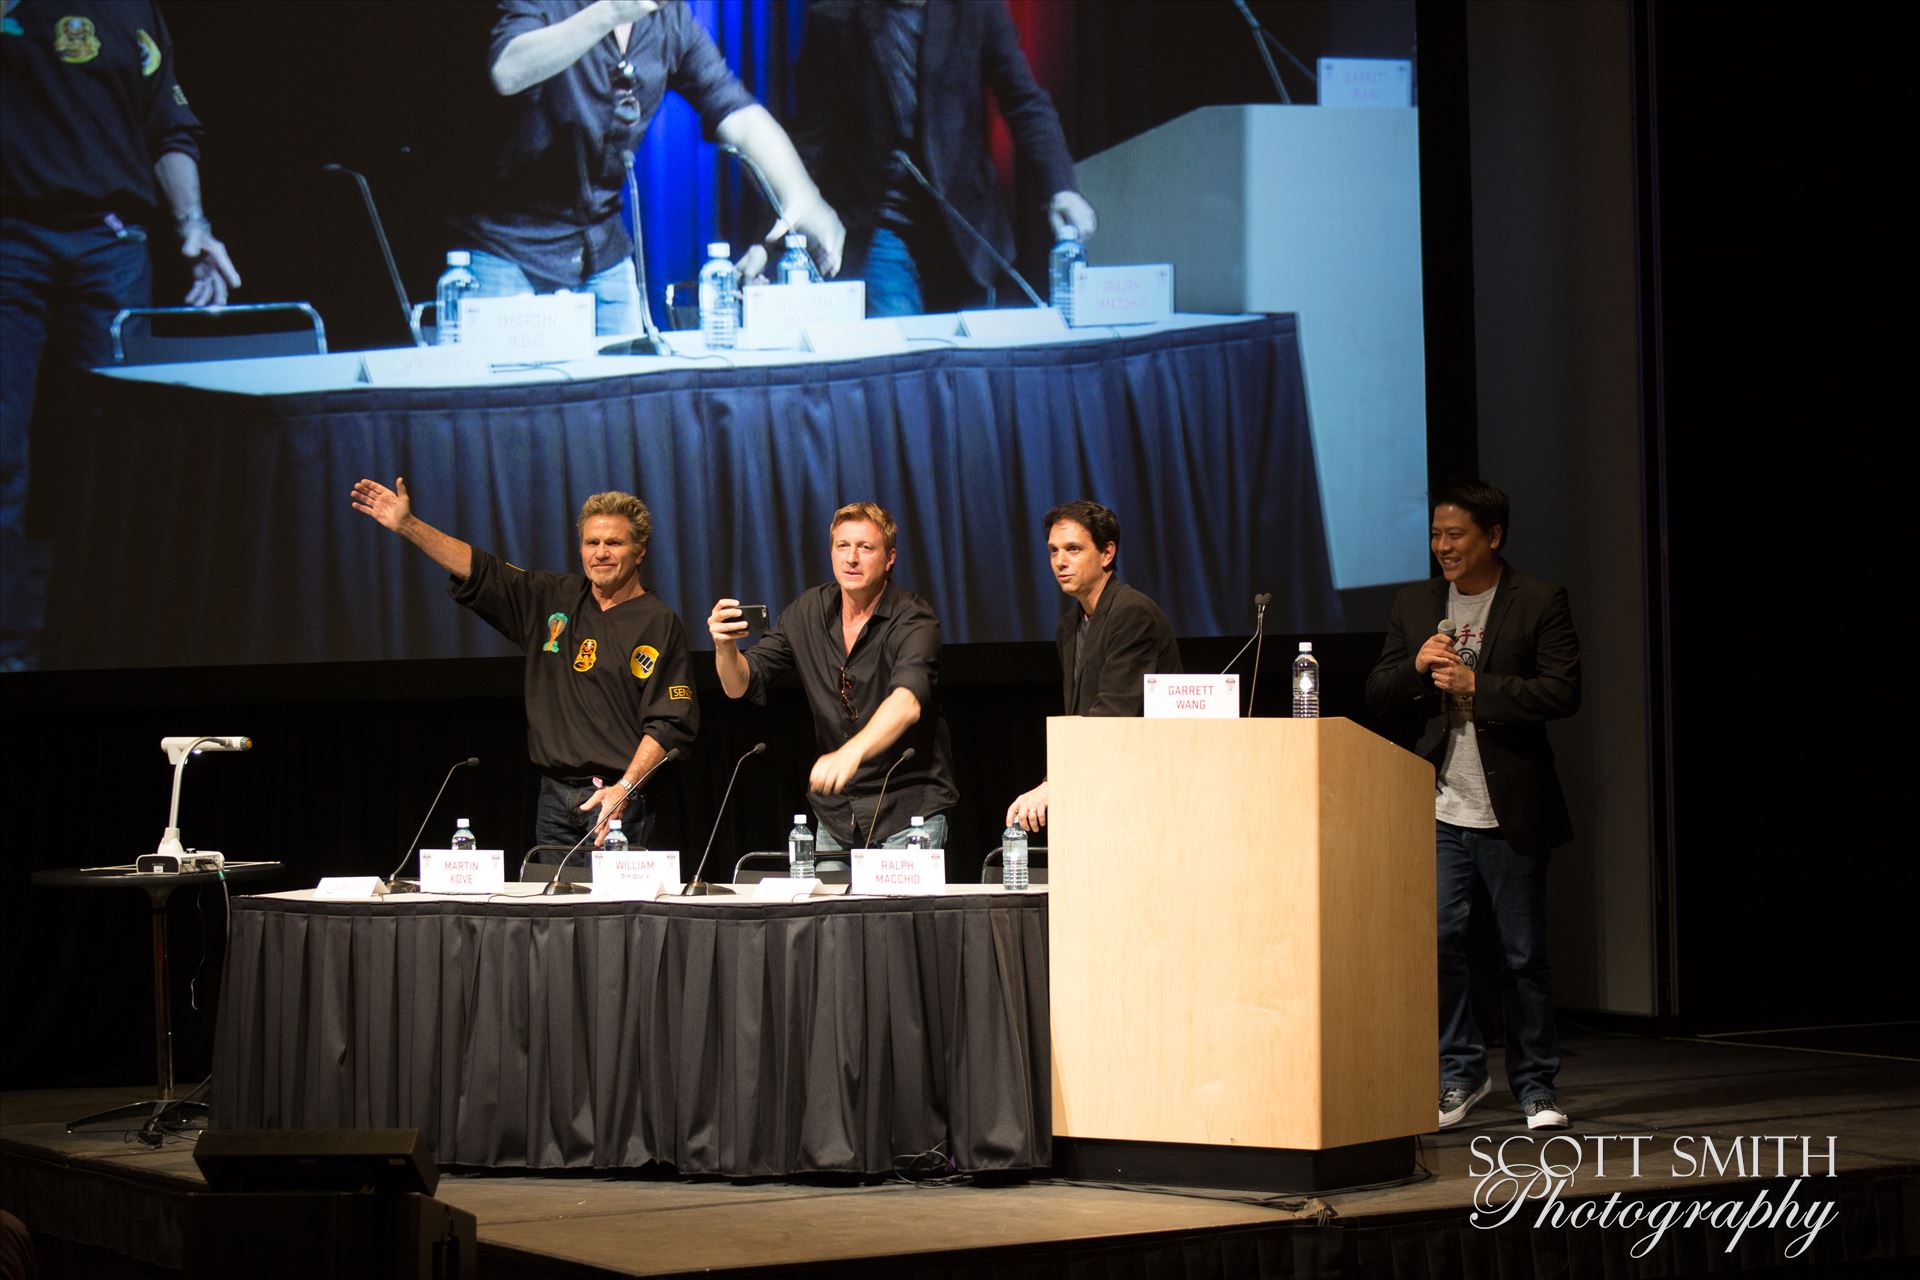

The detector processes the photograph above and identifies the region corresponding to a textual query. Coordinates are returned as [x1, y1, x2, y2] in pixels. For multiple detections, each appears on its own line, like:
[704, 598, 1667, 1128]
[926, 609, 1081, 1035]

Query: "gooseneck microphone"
[320, 164, 417, 346]
[600, 154, 669, 356]
[380, 757, 481, 894]
[892, 151, 1046, 308]
[1229, 1, 1318, 105]
[543, 747, 683, 896]
[1247, 592, 1272, 713]
[862, 746, 917, 848]
[682, 742, 767, 897]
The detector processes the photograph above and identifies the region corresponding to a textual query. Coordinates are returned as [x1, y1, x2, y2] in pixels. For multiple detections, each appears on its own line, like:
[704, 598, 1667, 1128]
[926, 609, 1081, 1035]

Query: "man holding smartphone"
[708, 501, 957, 852]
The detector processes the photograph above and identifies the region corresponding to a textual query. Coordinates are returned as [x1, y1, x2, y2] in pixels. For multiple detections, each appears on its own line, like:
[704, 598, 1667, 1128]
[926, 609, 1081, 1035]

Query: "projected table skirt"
[48, 314, 1336, 667]
[210, 891, 1050, 1174]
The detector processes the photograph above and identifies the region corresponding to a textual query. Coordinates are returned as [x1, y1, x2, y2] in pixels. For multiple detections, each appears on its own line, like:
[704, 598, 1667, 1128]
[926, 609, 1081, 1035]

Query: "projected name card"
[460, 292, 596, 363]
[740, 281, 864, 350]
[852, 847, 945, 896]
[591, 849, 680, 899]
[359, 344, 489, 387]
[1143, 673, 1241, 719]
[418, 848, 506, 894]
[804, 317, 911, 358]
[1069, 264, 1173, 327]
[1317, 58, 1414, 108]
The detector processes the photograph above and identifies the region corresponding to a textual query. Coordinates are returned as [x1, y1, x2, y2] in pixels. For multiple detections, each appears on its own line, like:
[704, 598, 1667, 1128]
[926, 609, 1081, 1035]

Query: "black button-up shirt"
[744, 581, 959, 847]
[454, 0, 756, 285]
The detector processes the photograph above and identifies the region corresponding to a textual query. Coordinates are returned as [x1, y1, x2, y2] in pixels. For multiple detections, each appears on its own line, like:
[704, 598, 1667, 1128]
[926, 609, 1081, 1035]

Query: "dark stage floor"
[3, 1034, 1917, 1278]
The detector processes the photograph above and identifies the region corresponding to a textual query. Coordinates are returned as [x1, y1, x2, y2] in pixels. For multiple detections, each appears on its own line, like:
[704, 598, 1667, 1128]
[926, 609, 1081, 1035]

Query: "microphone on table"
[542, 748, 682, 896]
[379, 757, 480, 894]
[682, 742, 767, 897]
[320, 164, 417, 347]
[1217, 593, 1271, 713]
[892, 151, 1046, 309]
[599, 155, 669, 356]
[862, 746, 917, 848]
[721, 144, 786, 280]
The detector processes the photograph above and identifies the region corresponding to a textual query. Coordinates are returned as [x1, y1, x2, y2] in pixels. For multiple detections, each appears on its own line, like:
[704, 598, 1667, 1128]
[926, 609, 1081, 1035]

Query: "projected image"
[3, 1, 1428, 671]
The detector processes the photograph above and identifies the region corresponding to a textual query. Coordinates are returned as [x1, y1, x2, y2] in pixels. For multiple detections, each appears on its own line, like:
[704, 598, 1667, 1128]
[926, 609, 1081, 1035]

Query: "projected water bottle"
[788, 814, 815, 880]
[1292, 642, 1320, 718]
[1001, 824, 1029, 891]
[1049, 226, 1086, 325]
[435, 251, 478, 346]
[778, 234, 820, 285]
[451, 818, 477, 851]
[697, 242, 737, 350]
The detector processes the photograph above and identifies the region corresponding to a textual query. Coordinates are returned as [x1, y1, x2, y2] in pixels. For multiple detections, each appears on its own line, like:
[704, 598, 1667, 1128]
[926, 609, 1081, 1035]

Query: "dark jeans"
[535, 774, 656, 855]
[1, 217, 151, 665]
[855, 226, 990, 317]
[1436, 820, 1560, 1103]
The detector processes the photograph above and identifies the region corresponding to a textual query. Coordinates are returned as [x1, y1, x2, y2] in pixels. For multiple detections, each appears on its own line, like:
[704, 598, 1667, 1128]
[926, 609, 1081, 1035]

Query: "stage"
[4, 1033, 1915, 1278]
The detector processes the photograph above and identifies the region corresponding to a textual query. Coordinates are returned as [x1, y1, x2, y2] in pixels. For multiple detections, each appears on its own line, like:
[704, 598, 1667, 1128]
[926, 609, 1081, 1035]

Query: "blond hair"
[577, 491, 652, 553]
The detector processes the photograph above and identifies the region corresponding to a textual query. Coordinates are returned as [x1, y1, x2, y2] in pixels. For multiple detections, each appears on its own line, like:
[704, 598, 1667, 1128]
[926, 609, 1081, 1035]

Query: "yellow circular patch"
[630, 645, 659, 679]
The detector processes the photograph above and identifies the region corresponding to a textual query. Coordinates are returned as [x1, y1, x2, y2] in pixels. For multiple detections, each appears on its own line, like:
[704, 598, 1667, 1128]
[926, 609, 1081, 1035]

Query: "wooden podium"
[1047, 717, 1435, 1190]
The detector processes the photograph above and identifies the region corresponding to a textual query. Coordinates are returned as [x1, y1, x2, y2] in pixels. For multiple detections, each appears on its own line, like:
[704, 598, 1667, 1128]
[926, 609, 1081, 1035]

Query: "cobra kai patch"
[630, 645, 659, 679]
[542, 611, 568, 652]
[572, 639, 597, 672]
[54, 15, 99, 62]
[135, 27, 160, 75]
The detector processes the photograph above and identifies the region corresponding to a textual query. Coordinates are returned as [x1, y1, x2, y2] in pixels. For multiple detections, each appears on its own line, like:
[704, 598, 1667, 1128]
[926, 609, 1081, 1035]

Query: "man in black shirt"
[1, 0, 241, 669]
[708, 502, 957, 851]
[1006, 500, 1181, 832]
[351, 478, 697, 849]
[455, 0, 845, 334]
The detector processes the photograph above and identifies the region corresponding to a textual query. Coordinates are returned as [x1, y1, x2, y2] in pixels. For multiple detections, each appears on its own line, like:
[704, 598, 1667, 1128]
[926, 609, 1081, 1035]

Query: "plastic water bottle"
[778, 234, 820, 285]
[1001, 824, 1029, 891]
[787, 814, 815, 880]
[1049, 226, 1086, 326]
[1292, 642, 1320, 718]
[697, 241, 737, 349]
[435, 250, 478, 345]
[904, 816, 929, 850]
[451, 818, 477, 851]
[604, 819, 628, 853]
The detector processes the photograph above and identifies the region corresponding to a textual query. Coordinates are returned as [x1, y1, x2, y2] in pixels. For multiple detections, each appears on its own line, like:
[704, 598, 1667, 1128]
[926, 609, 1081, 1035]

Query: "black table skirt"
[211, 893, 1050, 1174]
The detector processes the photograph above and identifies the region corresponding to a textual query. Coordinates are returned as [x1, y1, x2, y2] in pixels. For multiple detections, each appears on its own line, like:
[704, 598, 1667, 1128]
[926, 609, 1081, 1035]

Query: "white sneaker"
[1523, 1096, 1570, 1130]
[1438, 1078, 1491, 1129]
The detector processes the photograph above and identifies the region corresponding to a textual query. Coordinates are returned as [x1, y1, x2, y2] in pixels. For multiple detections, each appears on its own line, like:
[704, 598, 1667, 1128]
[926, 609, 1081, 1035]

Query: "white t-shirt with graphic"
[1435, 579, 1499, 829]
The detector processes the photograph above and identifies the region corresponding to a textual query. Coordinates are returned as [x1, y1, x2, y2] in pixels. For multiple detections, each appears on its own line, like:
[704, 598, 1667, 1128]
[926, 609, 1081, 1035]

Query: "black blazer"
[791, 0, 1079, 290]
[1058, 580, 1182, 717]
[1364, 565, 1581, 853]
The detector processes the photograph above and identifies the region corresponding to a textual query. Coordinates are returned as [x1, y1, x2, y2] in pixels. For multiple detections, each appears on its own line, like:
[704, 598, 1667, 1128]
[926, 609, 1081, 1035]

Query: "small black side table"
[30, 861, 283, 1134]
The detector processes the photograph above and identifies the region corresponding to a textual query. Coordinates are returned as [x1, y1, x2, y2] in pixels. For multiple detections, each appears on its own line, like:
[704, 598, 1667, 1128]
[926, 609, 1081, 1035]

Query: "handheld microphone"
[1438, 618, 1457, 639]
[320, 164, 417, 346]
[862, 746, 918, 848]
[543, 747, 682, 896]
[892, 151, 1046, 308]
[379, 756, 480, 894]
[682, 742, 767, 897]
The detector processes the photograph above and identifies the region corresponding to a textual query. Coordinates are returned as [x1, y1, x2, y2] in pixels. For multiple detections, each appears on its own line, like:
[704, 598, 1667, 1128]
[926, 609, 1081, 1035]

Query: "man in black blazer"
[791, 0, 1093, 315]
[1366, 480, 1581, 1133]
[1007, 501, 1181, 832]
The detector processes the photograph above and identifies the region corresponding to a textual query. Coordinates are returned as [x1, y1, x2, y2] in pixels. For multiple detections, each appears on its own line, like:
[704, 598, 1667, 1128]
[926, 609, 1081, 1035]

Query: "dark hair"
[1044, 500, 1120, 555]
[1430, 479, 1509, 545]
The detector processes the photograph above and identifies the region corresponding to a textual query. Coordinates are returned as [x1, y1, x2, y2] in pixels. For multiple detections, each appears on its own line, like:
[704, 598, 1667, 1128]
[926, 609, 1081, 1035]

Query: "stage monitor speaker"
[194, 1128, 439, 1196]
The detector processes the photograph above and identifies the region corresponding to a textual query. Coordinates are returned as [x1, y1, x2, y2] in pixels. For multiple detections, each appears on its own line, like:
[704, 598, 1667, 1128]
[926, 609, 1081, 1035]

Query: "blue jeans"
[1436, 820, 1560, 1103]
[860, 227, 924, 318]
[535, 774, 656, 856]
[813, 810, 950, 870]
[1, 217, 151, 666]
[463, 249, 641, 337]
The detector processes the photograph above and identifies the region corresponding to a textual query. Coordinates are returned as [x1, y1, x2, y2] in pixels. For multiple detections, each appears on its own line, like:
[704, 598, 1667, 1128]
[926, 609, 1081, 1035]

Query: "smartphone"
[738, 604, 769, 637]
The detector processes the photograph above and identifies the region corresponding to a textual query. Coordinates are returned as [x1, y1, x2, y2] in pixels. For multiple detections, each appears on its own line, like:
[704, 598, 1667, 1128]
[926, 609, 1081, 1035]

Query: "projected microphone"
[683, 742, 767, 897]
[378, 756, 480, 894]
[320, 164, 417, 346]
[1230, 1, 1318, 105]
[721, 144, 787, 281]
[892, 151, 1046, 308]
[599, 154, 669, 356]
[543, 747, 683, 896]
[862, 746, 918, 848]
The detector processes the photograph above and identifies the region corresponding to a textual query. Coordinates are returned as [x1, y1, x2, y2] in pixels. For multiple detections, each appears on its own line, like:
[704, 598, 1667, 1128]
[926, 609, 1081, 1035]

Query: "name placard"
[591, 849, 679, 900]
[460, 292, 597, 363]
[359, 344, 490, 387]
[957, 308, 1070, 342]
[418, 848, 506, 894]
[1316, 57, 1414, 108]
[315, 876, 382, 899]
[852, 847, 946, 896]
[740, 281, 865, 350]
[1069, 264, 1174, 327]
[803, 317, 911, 359]
[1143, 673, 1241, 719]
[751, 876, 825, 902]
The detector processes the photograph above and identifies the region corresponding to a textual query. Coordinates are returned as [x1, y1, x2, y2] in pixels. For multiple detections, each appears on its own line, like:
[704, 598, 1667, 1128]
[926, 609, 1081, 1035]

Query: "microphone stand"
[542, 748, 682, 896]
[893, 151, 1046, 308]
[682, 742, 767, 897]
[378, 757, 481, 894]
[600, 154, 668, 356]
[320, 164, 418, 346]
[862, 746, 917, 847]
